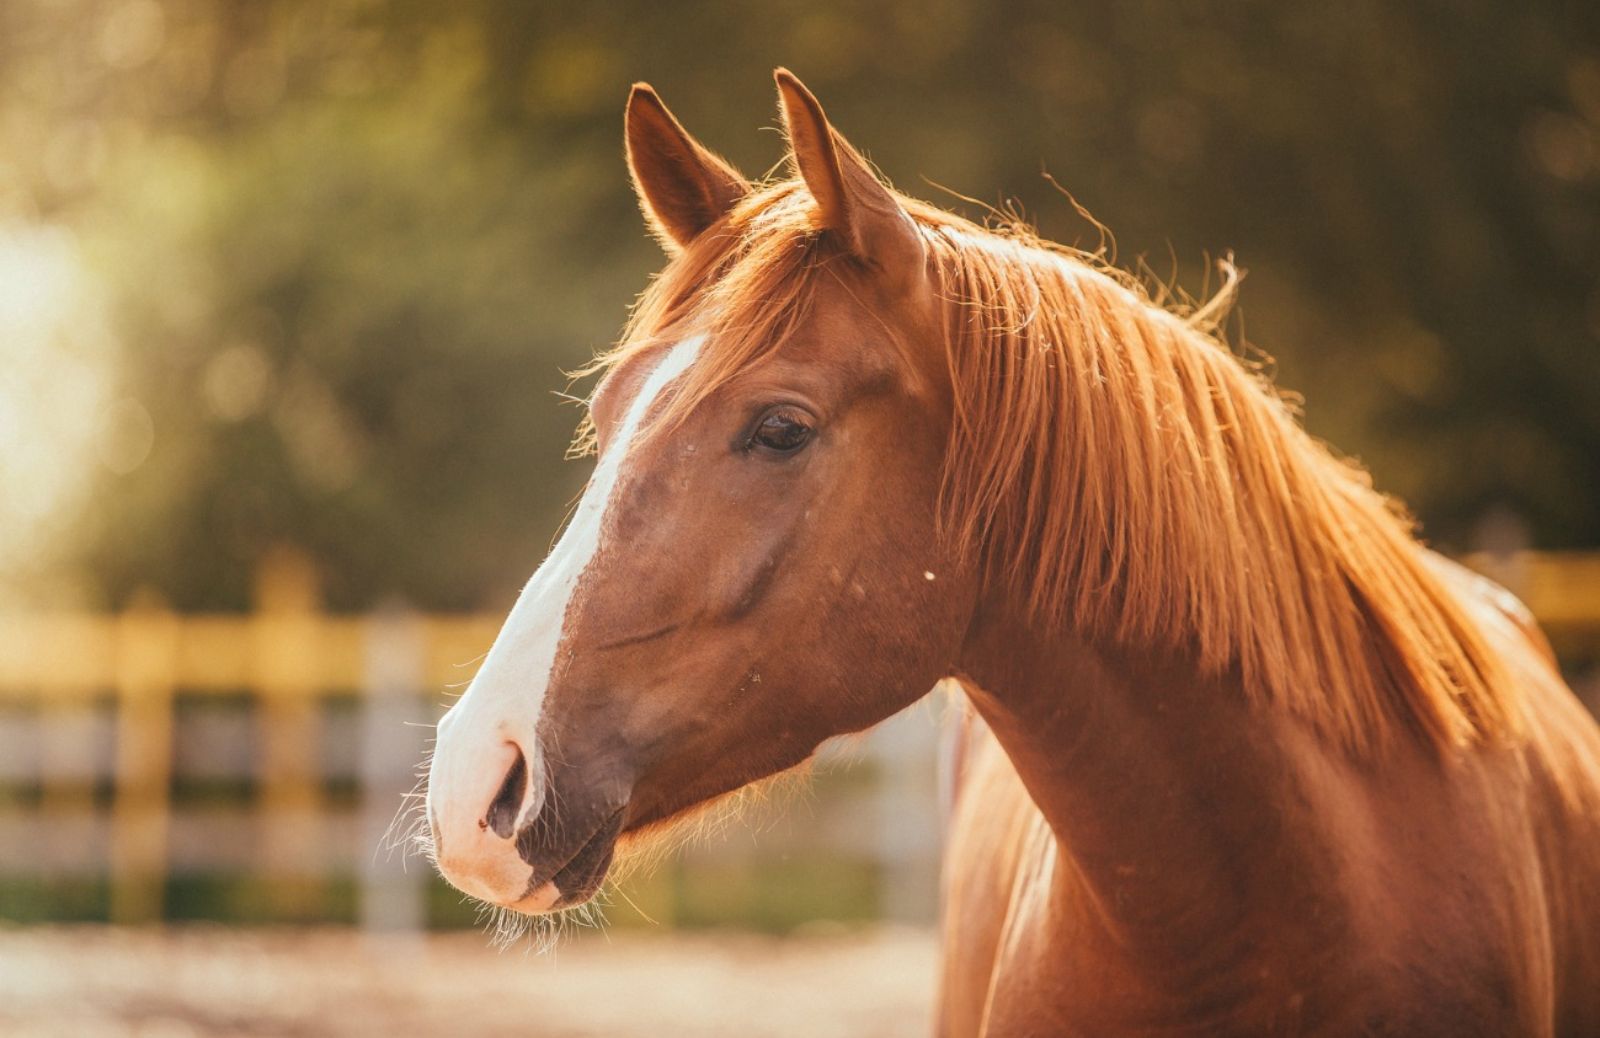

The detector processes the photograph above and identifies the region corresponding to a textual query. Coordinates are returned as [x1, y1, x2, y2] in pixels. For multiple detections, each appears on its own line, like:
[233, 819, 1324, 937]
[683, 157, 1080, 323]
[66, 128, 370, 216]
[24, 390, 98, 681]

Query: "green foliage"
[3, 0, 1597, 609]
[0, 864, 884, 930]
[0, 877, 110, 924]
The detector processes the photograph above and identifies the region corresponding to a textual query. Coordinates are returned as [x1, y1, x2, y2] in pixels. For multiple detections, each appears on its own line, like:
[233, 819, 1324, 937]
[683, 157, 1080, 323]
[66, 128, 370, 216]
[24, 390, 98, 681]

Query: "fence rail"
[1463, 551, 1600, 634]
[1, 549, 1595, 928]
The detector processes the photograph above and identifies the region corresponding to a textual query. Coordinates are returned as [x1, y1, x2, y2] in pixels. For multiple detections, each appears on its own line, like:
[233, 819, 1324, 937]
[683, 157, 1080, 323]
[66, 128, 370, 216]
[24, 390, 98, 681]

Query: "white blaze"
[427, 336, 702, 901]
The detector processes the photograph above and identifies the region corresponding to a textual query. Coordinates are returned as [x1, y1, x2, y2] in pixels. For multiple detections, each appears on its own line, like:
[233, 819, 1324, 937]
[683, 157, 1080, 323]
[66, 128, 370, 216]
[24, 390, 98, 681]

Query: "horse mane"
[583, 179, 1520, 755]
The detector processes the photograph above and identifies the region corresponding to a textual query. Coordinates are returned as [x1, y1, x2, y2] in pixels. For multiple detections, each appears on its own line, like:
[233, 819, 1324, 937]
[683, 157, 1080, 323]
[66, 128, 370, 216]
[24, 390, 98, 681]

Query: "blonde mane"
[584, 180, 1519, 754]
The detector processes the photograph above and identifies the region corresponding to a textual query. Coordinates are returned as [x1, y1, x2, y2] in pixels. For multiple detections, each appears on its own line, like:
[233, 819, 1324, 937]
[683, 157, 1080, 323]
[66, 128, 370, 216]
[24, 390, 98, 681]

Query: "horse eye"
[749, 407, 812, 455]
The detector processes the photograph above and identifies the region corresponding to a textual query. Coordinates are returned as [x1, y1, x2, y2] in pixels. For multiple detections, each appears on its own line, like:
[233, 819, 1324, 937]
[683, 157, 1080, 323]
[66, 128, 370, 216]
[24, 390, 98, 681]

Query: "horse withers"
[422, 70, 1600, 1035]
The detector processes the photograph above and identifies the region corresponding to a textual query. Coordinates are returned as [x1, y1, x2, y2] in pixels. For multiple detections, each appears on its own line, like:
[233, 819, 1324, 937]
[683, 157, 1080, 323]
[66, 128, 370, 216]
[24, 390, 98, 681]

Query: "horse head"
[425, 71, 973, 914]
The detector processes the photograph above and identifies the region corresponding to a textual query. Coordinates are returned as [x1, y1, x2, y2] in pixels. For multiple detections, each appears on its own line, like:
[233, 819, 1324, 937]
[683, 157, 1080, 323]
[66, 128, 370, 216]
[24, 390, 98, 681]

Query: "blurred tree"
[1, 0, 1596, 610]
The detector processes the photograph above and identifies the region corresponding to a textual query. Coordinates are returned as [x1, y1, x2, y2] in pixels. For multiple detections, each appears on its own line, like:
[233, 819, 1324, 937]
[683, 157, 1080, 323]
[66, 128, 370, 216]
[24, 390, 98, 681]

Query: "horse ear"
[774, 68, 923, 280]
[626, 83, 750, 252]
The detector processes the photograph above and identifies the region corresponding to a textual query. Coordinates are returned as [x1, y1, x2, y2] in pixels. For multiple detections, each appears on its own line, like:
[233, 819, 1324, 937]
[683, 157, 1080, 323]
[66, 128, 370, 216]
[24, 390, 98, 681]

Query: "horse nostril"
[484, 749, 527, 839]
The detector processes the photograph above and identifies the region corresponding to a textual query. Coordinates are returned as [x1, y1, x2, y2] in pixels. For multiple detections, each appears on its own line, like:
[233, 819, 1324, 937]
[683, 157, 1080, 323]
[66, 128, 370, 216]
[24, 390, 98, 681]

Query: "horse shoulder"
[1424, 551, 1600, 1033]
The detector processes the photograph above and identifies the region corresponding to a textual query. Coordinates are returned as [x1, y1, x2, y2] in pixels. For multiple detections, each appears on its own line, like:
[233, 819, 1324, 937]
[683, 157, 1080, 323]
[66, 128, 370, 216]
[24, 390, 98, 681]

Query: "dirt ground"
[0, 925, 938, 1037]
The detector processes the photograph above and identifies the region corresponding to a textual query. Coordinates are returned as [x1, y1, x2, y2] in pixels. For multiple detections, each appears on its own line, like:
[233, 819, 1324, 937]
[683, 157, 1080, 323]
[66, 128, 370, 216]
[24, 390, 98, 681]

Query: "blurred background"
[1, 1, 1598, 1035]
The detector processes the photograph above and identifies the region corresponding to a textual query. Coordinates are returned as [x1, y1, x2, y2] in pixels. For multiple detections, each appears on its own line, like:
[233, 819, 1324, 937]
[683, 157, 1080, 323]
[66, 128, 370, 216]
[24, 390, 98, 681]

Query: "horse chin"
[506, 809, 624, 915]
[503, 881, 566, 915]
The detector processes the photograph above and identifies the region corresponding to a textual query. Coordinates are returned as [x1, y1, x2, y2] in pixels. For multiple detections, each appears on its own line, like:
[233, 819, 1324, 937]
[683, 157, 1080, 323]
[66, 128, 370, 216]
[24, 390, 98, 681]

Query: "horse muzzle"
[426, 707, 630, 913]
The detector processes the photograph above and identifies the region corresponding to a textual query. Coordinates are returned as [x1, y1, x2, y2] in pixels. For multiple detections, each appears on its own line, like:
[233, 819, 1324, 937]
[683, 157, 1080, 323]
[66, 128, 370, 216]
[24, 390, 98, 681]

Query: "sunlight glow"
[0, 223, 117, 582]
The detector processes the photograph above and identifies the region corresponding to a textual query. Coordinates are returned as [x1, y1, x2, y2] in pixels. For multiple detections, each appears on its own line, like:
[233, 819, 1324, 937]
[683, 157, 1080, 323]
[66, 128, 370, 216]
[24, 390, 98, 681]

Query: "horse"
[422, 70, 1600, 1035]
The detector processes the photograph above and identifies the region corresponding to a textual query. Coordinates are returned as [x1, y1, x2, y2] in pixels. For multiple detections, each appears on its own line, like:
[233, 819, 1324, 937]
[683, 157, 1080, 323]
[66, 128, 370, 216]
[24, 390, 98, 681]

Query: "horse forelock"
[580, 176, 1522, 757]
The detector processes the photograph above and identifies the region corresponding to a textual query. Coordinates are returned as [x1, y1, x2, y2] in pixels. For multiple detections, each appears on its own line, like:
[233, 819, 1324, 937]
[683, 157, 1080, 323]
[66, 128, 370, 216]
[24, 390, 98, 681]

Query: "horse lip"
[537, 808, 625, 906]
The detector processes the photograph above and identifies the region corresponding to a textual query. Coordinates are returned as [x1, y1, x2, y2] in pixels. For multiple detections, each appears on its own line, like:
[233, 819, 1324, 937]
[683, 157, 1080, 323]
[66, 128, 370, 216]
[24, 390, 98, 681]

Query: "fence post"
[360, 599, 428, 938]
[253, 547, 325, 915]
[109, 590, 178, 925]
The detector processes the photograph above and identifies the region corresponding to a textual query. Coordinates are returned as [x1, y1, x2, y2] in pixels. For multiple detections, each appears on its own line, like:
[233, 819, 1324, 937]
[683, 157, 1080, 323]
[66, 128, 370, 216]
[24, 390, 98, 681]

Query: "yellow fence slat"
[1521, 554, 1600, 630]
[0, 615, 114, 695]
[109, 594, 179, 925]
[174, 617, 251, 689]
[420, 617, 501, 690]
[1464, 551, 1600, 635]
[253, 551, 327, 900]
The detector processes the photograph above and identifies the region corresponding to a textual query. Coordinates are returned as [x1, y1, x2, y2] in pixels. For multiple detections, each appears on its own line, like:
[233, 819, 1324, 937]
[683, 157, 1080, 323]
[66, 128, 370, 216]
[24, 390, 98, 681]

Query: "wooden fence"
[0, 549, 947, 928]
[0, 549, 1595, 928]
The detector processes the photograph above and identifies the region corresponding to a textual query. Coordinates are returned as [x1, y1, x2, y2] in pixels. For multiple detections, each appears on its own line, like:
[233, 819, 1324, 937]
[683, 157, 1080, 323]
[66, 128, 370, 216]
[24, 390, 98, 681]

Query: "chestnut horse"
[424, 71, 1600, 1035]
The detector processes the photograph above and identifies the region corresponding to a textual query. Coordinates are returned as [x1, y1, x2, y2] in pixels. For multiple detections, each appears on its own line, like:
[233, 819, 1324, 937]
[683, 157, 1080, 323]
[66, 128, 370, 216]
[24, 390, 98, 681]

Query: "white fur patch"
[426, 335, 703, 903]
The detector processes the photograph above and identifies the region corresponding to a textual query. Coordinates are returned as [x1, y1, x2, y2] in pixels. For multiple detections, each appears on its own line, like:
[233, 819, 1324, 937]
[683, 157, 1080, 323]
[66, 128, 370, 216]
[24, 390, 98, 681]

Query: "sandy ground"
[0, 925, 939, 1037]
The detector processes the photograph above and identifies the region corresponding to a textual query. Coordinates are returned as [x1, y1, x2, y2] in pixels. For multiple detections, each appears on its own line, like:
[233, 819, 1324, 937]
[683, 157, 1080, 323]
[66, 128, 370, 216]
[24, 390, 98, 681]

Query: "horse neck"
[955, 602, 1367, 964]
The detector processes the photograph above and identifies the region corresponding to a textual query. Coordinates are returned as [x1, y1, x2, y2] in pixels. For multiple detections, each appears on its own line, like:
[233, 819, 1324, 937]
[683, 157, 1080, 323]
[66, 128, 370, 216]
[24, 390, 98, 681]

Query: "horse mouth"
[531, 808, 625, 910]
